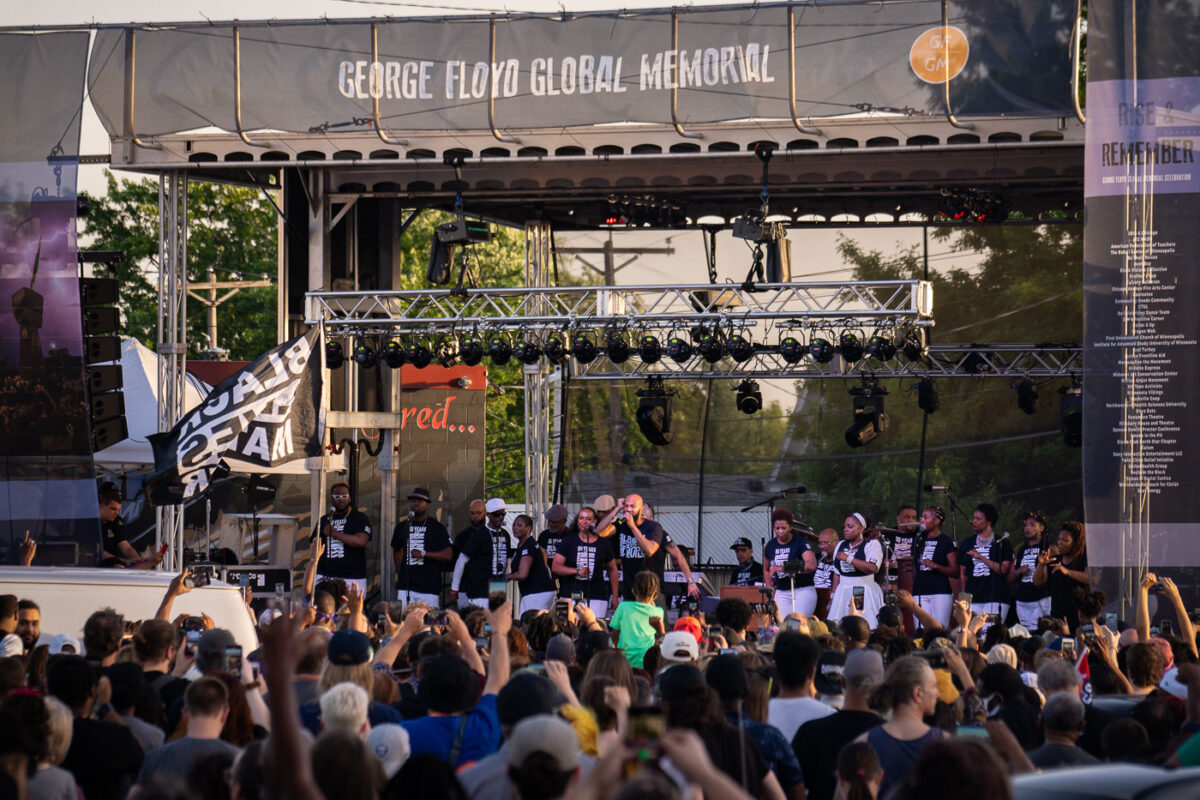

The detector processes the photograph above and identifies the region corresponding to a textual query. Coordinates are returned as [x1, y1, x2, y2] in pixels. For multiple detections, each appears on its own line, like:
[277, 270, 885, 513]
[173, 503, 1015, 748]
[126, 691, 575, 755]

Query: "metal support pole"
[156, 171, 188, 571]
[523, 222, 554, 528]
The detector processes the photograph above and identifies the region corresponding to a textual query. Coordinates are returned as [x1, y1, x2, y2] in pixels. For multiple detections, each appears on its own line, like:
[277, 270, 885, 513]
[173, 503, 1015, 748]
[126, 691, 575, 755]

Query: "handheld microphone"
[924, 484, 950, 491]
[996, 531, 1010, 543]
[917, 523, 927, 533]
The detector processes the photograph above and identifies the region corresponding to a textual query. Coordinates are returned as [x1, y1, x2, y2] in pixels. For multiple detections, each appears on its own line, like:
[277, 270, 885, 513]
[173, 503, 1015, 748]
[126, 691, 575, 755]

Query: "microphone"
[924, 484, 950, 492]
[917, 523, 927, 533]
[996, 530, 1010, 543]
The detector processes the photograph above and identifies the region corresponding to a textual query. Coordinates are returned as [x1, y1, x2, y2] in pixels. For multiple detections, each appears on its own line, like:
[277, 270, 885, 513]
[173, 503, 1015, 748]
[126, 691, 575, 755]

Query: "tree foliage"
[782, 224, 1083, 536]
[81, 171, 277, 360]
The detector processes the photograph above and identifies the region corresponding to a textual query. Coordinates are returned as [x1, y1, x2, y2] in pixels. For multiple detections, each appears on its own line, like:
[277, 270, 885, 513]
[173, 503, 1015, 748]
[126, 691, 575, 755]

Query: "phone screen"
[377, 613, 387, 630]
[1061, 640, 1076, 661]
[489, 580, 507, 596]
[186, 629, 201, 655]
[1106, 612, 1118, 629]
[555, 600, 570, 624]
[224, 646, 242, 678]
[626, 707, 664, 754]
[785, 618, 801, 632]
[1161, 619, 1173, 635]
[852, 586, 865, 611]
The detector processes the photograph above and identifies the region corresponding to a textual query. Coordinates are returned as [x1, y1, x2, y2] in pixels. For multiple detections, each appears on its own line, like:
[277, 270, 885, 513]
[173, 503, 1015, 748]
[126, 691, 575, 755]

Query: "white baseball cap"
[367, 724, 411, 778]
[485, 498, 507, 514]
[659, 630, 699, 663]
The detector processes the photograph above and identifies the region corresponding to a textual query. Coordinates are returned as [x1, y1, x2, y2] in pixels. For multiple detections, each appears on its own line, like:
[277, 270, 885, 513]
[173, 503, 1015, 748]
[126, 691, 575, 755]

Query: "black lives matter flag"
[146, 328, 323, 504]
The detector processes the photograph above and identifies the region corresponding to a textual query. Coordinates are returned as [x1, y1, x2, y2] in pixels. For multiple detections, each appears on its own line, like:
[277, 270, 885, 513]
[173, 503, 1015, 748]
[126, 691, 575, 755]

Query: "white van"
[1, 566, 260, 653]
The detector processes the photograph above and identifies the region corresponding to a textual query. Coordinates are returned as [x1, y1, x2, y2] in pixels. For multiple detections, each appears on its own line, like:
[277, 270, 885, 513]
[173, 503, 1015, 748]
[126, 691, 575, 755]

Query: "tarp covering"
[86, 1, 1076, 139]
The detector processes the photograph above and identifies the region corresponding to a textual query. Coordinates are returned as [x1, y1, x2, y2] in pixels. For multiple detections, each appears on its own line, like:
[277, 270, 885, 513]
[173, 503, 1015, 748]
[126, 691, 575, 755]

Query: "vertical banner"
[0, 33, 96, 565]
[1083, 3, 1200, 569]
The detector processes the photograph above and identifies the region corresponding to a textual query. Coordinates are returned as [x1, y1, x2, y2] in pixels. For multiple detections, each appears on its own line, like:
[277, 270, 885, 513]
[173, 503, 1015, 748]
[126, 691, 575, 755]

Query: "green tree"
[82, 171, 277, 360]
[782, 224, 1083, 535]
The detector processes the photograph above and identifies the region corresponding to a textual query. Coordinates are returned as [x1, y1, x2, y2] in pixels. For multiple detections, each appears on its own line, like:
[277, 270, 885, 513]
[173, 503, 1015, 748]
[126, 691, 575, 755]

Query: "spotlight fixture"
[838, 332, 864, 363]
[544, 333, 569, 365]
[605, 332, 630, 364]
[901, 329, 926, 361]
[572, 333, 599, 364]
[809, 337, 835, 364]
[865, 334, 897, 362]
[635, 377, 674, 446]
[405, 340, 432, 369]
[1015, 378, 1039, 415]
[845, 382, 889, 447]
[734, 379, 762, 415]
[487, 335, 513, 365]
[514, 337, 543, 365]
[778, 335, 806, 365]
[325, 341, 345, 369]
[435, 336, 459, 367]
[638, 333, 663, 364]
[728, 333, 754, 363]
[666, 334, 693, 363]
[460, 335, 484, 366]
[381, 341, 406, 369]
[917, 378, 939, 414]
[1059, 382, 1082, 447]
[696, 330, 725, 363]
[352, 340, 378, 368]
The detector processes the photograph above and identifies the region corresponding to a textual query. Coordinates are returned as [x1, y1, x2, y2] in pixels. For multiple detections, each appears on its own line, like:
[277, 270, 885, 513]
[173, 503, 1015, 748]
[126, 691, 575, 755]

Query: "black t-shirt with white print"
[912, 533, 955, 596]
[510, 537, 557, 596]
[555, 532, 616, 600]
[390, 517, 451, 594]
[311, 509, 372, 579]
[1013, 540, 1052, 603]
[461, 526, 511, 599]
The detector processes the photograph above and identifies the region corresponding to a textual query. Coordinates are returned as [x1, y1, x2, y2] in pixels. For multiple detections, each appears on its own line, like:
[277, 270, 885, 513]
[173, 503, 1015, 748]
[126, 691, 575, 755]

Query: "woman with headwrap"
[828, 513, 885, 629]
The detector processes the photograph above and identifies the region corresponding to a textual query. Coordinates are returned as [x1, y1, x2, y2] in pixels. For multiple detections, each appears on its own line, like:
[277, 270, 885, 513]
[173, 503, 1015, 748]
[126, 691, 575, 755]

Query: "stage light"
[845, 384, 888, 447]
[1015, 378, 1038, 415]
[635, 377, 673, 446]
[865, 334, 897, 362]
[487, 335, 513, 365]
[638, 333, 663, 364]
[666, 334, 693, 363]
[605, 333, 631, 364]
[901, 329, 926, 361]
[696, 330, 725, 363]
[514, 337, 542, 365]
[460, 336, 484, 366]
[917, 378, 939, 414]
[435, 336, 459, 367]
[544, 333, 569, 365]
[572, 333, 599, 364]
[838, 332, 864, 363]
[325, 341, 345, 369]
[405, 340, 432, 369]
[778, 335, 805, 365]
[352, 340, 378, 368]
[1060, 383, 1082, 447]
[734, 379, 762, 415]
[809, 337, 835, 364]
[728, 333, 754, 363]
[381, 341, 406, 369]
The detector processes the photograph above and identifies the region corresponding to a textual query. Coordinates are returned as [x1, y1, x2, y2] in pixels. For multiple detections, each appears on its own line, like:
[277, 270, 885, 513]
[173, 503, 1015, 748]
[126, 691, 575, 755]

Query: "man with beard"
[311, 482, 373, 595]
[391, 488, 453, 607]
[16, 599, 40, 654]
[452, 498, 511, 609]
[598, 494, 699, 603]
[453, 498, 487, 557]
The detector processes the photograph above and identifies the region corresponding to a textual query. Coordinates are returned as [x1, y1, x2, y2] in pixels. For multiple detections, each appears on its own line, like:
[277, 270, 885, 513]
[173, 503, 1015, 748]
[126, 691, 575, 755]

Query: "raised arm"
[482, 601, 513, 696]
[1160, 577, 1198, 659]
[155, 569, 192, 621]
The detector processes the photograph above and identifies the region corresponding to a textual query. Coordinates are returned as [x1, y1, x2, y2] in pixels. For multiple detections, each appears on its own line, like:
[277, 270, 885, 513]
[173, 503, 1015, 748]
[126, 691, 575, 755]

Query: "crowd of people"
[5, 489, 1200, 799]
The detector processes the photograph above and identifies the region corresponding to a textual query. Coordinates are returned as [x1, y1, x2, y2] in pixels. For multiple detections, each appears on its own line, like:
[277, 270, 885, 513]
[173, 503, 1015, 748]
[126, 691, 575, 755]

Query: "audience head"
[320, 681, 370, 738]
[773, 631, 820, 689]
[82, 608, 124, 661]
[418, 655, 480, 714]
[1040, 692, 1086, 738]
[835, 741, 882, 800]
[506, 716, 581, 800]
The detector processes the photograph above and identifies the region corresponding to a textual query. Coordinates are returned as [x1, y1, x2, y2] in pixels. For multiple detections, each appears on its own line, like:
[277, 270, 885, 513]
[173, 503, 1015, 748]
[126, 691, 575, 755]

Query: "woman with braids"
[1009, 510, 1052, 629]
[828, 513, 885, 629]
[857, 656, 946, 799]
[1034, 521, 1090, 631]
[834, 741, 882, 800]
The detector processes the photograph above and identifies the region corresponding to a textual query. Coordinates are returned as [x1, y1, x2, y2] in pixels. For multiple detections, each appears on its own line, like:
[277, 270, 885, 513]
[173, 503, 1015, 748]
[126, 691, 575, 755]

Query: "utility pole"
[557, 232, 675, 496]
[188, 268, 272, 358]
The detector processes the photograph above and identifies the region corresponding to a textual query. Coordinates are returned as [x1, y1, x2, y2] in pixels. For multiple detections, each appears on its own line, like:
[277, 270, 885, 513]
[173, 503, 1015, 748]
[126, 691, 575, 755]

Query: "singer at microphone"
[957, 501, 1014, 624]
[390, 487, 451, 607]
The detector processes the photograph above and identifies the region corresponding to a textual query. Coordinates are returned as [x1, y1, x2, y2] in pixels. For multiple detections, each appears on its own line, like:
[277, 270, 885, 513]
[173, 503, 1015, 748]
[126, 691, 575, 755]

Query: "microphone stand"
[939, 489, 970, 543]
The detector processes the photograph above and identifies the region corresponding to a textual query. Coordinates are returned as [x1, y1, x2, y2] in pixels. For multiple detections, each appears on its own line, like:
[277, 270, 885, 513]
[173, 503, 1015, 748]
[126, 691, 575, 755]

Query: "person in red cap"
[674, 614, 703, 644]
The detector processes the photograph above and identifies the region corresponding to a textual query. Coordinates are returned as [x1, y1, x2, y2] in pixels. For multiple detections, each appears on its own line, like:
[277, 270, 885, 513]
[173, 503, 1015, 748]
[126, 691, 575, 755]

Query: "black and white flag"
[146, 328, 323, 504]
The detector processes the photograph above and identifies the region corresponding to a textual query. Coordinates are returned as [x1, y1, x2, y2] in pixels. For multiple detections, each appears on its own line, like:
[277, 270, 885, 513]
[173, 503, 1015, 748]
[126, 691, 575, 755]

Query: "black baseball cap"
[730, 537, 753, 550]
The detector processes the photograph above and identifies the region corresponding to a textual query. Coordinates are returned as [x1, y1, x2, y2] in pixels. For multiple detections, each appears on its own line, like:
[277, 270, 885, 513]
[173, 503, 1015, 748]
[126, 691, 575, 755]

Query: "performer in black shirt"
[451, 498, 511, 609]
[957, 502, 1014, 629]
[551, 507, 619, 617]
[390, 488, 452, 607]
[1009, 510, 1053, 628]
[452, 498, 486, 557]
[812, 528, 838, 620]
[507, 513, 557, 614]
[311, 482, 372, 594]
[911, 506, 957, 628]
[891, 504, 920, 632]
[729, 537, 762, 587]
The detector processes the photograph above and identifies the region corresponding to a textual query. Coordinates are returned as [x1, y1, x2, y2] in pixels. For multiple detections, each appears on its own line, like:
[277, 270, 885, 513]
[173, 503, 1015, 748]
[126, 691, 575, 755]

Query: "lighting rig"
[845, 379, 889, 447]
[732, 144, 792, 291]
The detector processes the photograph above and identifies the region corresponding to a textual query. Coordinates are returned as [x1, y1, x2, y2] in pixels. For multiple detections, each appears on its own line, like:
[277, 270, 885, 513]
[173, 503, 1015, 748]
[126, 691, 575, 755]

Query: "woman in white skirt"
[828, 512, 885, 628]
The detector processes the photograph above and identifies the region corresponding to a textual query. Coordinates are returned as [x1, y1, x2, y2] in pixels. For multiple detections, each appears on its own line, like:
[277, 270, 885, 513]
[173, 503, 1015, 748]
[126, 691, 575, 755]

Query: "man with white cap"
[452, 497, 512, 609]
[367, 724, 411, 780]
[657, 630, 700, 670]
[505, 715, 581, 800]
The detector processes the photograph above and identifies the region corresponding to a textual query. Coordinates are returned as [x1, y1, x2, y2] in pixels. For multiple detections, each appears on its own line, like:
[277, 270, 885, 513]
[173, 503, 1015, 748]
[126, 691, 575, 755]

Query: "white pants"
[1016, 597, 1052, 629]
[397, 590, 440, 609]
[915, 593, 952, 628]
[774, 586, 818, 618]
[459, 595, 489, 609]
[317, 575, 367, 597]
[519, 591, 557, 616]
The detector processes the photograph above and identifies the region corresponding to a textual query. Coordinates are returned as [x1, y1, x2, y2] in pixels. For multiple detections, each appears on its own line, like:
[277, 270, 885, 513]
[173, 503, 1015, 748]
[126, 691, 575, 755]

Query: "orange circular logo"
[909, 26, 969, 84]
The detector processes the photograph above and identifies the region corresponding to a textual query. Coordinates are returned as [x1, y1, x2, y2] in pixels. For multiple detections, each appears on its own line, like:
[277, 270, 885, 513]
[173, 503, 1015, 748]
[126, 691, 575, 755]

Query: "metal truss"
[156, 172, 189, 571]
[569, 342, 1082, 380]
[305, 280, 934, 334]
